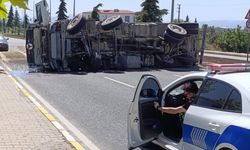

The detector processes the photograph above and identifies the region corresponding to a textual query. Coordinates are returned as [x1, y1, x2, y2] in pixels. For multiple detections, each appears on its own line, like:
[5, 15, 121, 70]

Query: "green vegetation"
[23, 11, 29, 29]
[0, 0, 28, 38]
[56, 0, 68, 20]
[14, 8, 20, 34]
[7, 5, 14, 28]
[215, 26, 248, 53]
[204, 25, 249, 53]
[0, 0, 28, 19]
[136, 0, 168, 22]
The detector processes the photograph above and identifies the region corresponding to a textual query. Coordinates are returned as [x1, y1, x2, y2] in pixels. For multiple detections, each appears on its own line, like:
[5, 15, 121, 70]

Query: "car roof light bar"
[208, 63, 250, 73]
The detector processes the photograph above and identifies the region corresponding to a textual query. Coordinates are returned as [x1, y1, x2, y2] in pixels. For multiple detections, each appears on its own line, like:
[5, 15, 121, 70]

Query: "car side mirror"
[6, 38, 9, 40]
[140, 89, 157, 98]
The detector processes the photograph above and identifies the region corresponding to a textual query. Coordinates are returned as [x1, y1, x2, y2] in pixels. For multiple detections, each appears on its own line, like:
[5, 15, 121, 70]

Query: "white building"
[83, 9, 135, 23]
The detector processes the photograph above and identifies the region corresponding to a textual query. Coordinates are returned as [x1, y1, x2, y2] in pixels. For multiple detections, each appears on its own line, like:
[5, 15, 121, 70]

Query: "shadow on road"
[136, 142, 166, 150]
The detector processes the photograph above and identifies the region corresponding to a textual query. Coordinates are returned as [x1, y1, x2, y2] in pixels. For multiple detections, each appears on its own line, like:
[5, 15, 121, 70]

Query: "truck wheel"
[175, 55, 195, 67]
[101, 15, 123, 30]
[163, 31, 183, 44]
[178, 23, 199, 35]
[67, 13, 86, 34]
[166, 24, 187, 39]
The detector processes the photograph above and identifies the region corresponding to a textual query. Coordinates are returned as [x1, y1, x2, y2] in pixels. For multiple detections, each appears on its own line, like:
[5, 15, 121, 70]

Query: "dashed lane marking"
[104, 76, 136, 88]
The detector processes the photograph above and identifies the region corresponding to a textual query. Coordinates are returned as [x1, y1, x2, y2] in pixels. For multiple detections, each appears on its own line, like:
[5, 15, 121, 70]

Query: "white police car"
[128, 64, 250, 150]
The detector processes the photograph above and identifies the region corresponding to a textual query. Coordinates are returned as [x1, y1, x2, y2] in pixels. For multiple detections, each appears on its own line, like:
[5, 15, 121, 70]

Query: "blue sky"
[24, 0, 249, 22]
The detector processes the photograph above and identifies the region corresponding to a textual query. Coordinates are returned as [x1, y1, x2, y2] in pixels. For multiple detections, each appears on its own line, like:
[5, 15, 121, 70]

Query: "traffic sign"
[245, 9, 250, 19]
[246, 19, 250, 29]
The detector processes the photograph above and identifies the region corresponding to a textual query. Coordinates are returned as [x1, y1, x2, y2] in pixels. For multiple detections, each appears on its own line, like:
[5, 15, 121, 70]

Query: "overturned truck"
[26, 0, 199, 72]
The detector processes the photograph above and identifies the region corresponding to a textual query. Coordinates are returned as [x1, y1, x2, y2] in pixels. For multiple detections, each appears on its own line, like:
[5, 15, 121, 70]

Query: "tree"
[185, 15, 189, 22]
[195, 18, 197, 23]
[91, 3, 103, 21]
[215, 26, 248, 53]
[137, 0, 168, 22]
[56, 0, 68, 20]
[23, 11, 29, 29]
[7, 5, 14, 28]
[14, 9, 20, 27]
[0, 0, 28, 19]
[14, 8, 20, 34]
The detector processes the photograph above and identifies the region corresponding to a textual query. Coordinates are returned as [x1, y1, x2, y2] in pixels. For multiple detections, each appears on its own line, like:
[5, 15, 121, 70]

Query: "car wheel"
[178, 23, 199, 35]
[101, 15, 123, 30]
[166, 24, 187, 39]
[67, 13, 86, 34]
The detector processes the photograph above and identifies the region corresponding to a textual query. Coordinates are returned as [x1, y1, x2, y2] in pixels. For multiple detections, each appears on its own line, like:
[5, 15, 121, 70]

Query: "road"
[1, 38, 201, 150]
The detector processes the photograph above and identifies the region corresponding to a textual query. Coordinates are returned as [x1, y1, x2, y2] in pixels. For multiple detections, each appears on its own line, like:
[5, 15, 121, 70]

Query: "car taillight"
[208, 63, 250, 72]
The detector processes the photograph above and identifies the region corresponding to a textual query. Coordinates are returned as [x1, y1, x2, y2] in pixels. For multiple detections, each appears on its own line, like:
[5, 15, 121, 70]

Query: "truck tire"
[67, 13, 86, 34]
[178, 23, 199, 35]
[166, 24, 187, 39]
[101, 15, 123, 30]
[175, 55, 195, 67]
[163, 31, 183, 44]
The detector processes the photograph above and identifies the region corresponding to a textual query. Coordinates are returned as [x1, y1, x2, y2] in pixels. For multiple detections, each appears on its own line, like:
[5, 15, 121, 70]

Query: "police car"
[128, 64, 250, 150]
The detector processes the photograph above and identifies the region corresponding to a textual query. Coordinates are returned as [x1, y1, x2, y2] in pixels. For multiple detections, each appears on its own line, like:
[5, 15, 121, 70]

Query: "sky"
[21, 0, 250, 22]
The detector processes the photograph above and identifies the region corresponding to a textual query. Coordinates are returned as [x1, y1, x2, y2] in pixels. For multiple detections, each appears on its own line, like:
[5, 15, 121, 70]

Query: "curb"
[1, 62, 85, 150]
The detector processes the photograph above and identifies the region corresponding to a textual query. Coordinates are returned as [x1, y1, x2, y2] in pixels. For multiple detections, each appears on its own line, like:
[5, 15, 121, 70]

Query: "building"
[82, 9, 135, 23]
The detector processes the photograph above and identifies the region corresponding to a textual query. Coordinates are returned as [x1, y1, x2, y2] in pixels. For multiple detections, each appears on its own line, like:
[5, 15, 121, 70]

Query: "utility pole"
[50, 0, 51, 22]
[200, 24, 208, 64]
[247, 31, 250, 62]
[33, 0, 35, 22]
[171, 0, 174, 22]
[177, 4, 181, 23]
[24, 10, 26, 36]
[1, 19, 4, 34]
[73, 0, 76, 17]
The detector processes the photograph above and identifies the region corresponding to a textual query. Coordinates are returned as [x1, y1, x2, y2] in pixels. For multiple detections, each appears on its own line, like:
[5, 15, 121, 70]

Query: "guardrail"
[204, 50, 247, 62]
[205, 50, 248, 58]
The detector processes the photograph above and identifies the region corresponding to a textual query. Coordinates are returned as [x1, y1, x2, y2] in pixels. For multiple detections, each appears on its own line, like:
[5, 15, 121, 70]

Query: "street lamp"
[73, 0, 75, 17]
[171, 0, 174, 22]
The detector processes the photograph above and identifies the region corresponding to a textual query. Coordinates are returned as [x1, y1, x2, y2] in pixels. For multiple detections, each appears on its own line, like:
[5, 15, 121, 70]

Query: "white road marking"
[104, 76, 136, 89]
[2, 62, 100, 150]
[18, 51, 26, 56]
[17, 77, 101, 150]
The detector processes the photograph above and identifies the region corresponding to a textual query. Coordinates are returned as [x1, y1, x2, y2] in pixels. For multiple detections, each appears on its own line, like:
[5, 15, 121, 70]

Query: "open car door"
[128, 75, 162, 149]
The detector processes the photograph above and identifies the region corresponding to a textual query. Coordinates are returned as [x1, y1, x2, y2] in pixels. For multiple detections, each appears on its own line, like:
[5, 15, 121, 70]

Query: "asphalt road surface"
[1, 38, 202, 150]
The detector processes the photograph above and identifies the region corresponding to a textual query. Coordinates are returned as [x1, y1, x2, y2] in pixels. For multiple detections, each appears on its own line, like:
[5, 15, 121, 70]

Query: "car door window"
[140, 78, 160, 99]
[195, 79, 232, 109]
[223, 90, 242, 113]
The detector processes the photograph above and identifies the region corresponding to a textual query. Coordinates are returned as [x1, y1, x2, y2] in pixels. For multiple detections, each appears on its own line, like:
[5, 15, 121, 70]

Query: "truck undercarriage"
[26, 0, 199, 72]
